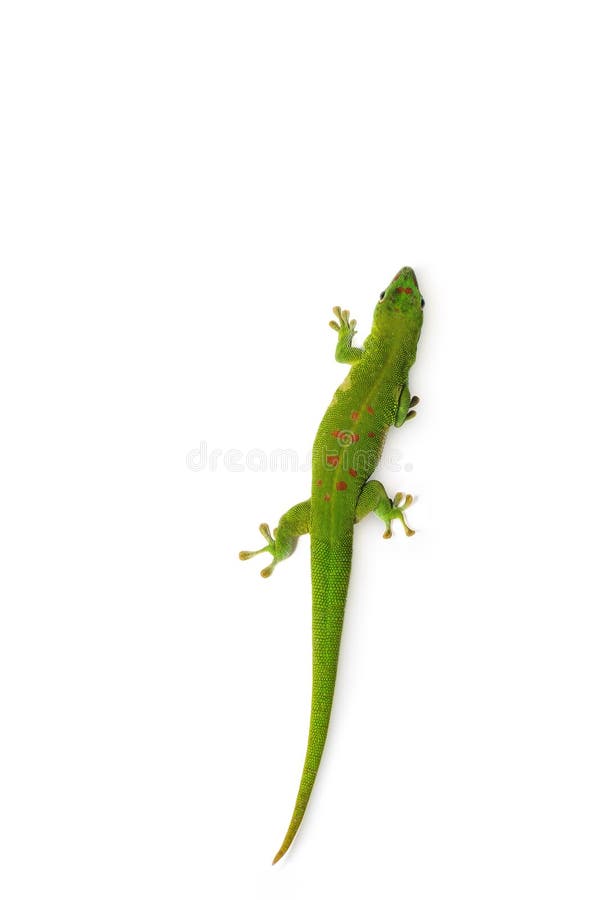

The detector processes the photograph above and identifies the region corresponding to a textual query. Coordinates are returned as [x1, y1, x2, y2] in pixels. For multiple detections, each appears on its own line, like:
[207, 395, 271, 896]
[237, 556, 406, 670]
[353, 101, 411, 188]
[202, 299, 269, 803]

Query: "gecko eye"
[379, 292, 385, 301]
[421, 297, 425, 308]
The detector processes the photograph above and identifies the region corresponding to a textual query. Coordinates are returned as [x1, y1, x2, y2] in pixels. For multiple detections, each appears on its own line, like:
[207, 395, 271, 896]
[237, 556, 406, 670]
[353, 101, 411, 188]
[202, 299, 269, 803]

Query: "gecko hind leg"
[355, 480, 415, 540]
[239, 499, 311, 578]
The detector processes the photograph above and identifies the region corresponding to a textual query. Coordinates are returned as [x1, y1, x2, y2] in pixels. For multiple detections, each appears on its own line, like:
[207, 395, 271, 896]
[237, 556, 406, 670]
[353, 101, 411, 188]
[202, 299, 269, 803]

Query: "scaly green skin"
[240, 266, 424, 863]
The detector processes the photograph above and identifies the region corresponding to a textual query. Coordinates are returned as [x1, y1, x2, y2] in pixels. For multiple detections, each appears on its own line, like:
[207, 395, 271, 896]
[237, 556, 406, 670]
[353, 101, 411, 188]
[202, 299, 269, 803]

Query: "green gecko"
[240, 267, 424, 863]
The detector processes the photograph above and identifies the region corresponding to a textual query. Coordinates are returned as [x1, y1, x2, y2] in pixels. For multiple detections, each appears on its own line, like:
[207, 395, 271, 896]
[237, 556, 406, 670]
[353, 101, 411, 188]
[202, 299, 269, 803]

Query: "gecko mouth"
[400, 267, 418, 289]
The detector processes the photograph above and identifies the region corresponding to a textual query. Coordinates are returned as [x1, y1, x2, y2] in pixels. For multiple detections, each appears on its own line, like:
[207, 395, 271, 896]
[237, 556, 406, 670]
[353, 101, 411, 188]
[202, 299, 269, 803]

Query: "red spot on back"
[326, 455, 339, 467]
[316, 479, 322, 486]
[324, 494, 331, 501]
[349, 468, 357, 478]
[333, 429, 359, 443]
[368, 431, 376, 438]
[366, 405, 374, 415]
[336, 481, 347, 491]
[350, 411, 359, 421]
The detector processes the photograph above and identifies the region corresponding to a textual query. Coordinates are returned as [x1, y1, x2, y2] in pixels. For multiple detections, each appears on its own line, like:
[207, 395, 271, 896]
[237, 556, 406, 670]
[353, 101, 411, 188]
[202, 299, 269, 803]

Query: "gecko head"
[373, 267, 424, 338]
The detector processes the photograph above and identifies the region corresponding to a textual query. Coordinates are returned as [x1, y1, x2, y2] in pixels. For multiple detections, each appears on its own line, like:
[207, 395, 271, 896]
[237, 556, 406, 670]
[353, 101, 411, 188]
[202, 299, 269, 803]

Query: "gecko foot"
[404, 395, 420, 422]
[239, 523, 278, 577]
[380, 493, 415, 538]
[239, 499, 310, 579]
[329, 306, 357, 336]
[392, 492, 415, 536]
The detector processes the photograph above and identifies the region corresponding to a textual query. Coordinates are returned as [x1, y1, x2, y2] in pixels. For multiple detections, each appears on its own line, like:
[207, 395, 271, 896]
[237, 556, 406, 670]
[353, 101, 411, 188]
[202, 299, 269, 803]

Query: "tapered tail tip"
[272, 847, 286, 865]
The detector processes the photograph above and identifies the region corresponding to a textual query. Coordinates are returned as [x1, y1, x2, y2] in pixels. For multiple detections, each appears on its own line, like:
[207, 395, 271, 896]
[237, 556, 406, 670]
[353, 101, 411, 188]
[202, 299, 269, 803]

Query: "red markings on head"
[350, 411, 359, 421]
[405, 287, 413, 294]
[336, 481, 347, 491]
[366, 405, 374, 415]
[326, 455, 339, 467]
[349, 468, 357, 478]
[367, 431, 376, 438]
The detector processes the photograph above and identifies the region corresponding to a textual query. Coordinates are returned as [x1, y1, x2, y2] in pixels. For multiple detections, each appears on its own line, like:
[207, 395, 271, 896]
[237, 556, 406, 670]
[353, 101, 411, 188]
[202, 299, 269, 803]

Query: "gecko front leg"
[329, 306, 363, 364]
[394, 385, 420, 427]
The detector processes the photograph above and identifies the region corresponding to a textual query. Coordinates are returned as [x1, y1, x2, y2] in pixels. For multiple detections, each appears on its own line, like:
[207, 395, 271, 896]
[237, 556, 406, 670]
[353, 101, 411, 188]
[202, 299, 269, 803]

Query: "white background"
[1, 2, 597, 898]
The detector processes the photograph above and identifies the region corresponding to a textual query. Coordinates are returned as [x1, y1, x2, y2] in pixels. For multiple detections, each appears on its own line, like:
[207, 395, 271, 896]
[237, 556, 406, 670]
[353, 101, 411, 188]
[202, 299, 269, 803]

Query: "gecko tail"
[272, 534, 352, 864]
